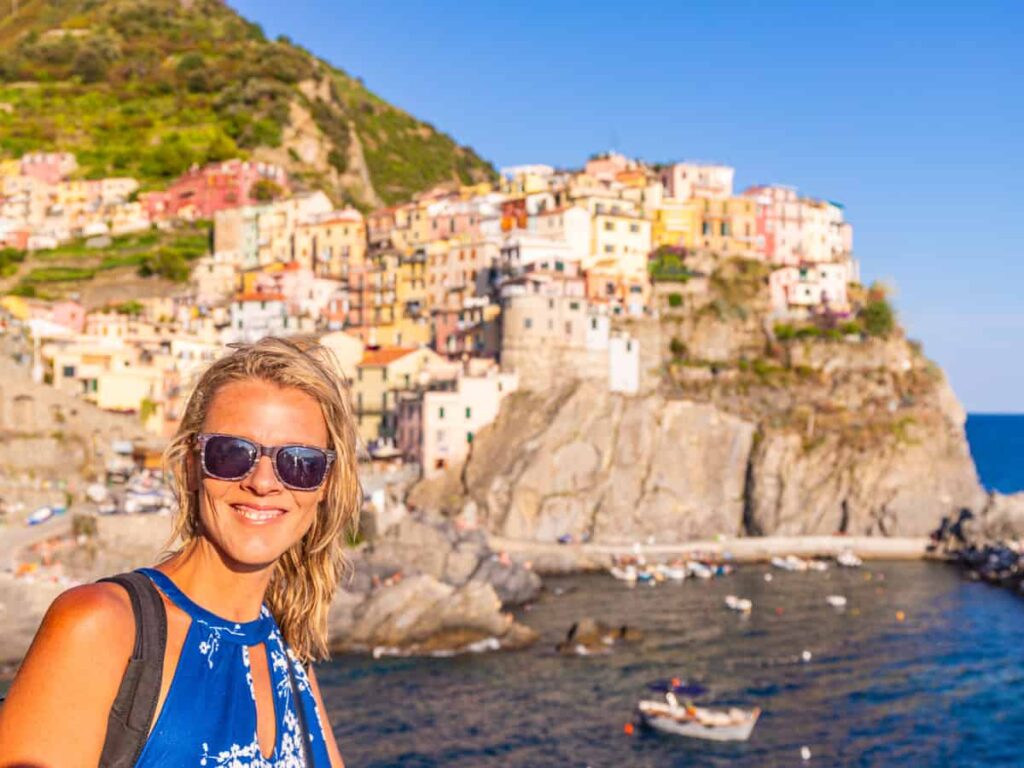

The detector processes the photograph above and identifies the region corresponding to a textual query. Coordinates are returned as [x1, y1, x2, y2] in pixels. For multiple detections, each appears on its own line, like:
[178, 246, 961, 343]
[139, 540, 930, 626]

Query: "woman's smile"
[231, 503, 289, 524]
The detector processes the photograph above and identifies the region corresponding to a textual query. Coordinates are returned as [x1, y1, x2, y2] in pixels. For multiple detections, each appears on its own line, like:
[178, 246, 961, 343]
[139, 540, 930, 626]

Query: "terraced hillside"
[0, 0, 496, 207]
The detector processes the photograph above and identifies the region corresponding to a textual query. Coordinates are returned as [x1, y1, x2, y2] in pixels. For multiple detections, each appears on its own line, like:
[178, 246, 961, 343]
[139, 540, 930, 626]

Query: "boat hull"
[637, 702, 760, 742]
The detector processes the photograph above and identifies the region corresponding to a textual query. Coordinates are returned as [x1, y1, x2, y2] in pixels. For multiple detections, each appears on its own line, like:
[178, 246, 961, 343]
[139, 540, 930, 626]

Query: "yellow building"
[652, 199, 700, 249]
[695, 196, 759, 257]
[352, 346, 443, 443]
[294, 208, 367, 279]
[589, 211, 652, 275]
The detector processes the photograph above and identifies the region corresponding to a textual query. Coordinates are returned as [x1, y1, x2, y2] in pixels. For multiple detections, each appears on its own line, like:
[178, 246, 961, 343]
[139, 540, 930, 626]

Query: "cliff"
[411, 257, 990, 541]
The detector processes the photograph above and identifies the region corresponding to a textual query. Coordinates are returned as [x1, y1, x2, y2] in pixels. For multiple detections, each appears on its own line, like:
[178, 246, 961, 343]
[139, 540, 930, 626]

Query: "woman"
[0, 337, 359, 767]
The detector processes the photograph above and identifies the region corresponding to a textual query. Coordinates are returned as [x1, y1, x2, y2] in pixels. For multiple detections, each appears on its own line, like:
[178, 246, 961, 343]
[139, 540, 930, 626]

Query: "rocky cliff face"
[411, 258, 991, 541]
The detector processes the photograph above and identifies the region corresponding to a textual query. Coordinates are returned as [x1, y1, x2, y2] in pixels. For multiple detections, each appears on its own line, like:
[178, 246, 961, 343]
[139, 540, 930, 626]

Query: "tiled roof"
[359, 346, 417, 367]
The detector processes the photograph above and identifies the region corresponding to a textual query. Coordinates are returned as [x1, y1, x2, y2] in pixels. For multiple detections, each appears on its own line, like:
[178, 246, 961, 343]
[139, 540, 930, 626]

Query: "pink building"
[584, 152, 633, 182]
[744, 185, 853, 266]
[427, 199, 483, 240]
[141, 160, 289, 221]
[50, 300, 87, 333]
[20, 153, 77, 185]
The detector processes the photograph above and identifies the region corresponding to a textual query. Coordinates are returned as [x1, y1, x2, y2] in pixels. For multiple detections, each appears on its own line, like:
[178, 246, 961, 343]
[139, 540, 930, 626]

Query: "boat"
[657, 563, 688, 581]
[724, 595, 753, 613]
[26, 506, 53, 526]
[610, 565, 638, 583]
[807, 559, 829, 572]
[771, 555, 809, 572]
[836, 549, 863, 568]
[637, 695, 760, 742]
[826, 595, 848, 608]
[687, 561, 714, 579]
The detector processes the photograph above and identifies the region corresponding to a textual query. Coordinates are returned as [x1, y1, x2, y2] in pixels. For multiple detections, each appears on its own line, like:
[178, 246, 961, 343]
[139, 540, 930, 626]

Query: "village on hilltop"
[0, 150, 859, 479]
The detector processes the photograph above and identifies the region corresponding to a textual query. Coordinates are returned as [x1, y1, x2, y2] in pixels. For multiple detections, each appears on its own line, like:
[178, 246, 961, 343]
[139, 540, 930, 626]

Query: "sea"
[321, 414, 1024, 767]
[2, 416, 1022, 766]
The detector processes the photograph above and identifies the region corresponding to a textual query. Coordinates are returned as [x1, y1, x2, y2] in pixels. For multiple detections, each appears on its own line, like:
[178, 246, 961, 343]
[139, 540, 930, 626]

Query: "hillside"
[0, 0, 496, 208]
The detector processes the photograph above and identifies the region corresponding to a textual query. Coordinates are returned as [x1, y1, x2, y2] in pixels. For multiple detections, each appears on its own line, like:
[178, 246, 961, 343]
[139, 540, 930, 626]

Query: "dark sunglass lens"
[205, 436, 257, 479]
[277, 447, 328, 489]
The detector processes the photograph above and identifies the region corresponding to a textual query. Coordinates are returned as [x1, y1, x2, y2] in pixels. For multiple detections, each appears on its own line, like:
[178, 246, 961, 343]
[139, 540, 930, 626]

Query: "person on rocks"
[0, 337, 358, 767]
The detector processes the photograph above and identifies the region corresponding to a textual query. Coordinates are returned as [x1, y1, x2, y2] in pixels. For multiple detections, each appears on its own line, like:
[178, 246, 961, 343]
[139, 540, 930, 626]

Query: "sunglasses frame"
[195, 432, 336, 491]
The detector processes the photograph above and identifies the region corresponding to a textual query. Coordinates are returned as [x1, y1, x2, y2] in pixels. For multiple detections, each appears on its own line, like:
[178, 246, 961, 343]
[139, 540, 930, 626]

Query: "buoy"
[801, 745, 812, 760]
[896, 610, 906, 622]
[801, 650, 812, 662]
[624, 722, 635, 736]
[775, 606, 784, 615]
[764, 573, 773, 582]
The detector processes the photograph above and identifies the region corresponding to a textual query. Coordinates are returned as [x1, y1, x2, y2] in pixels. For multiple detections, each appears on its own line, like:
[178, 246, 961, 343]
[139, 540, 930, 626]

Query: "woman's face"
[197, 378, 330, 571]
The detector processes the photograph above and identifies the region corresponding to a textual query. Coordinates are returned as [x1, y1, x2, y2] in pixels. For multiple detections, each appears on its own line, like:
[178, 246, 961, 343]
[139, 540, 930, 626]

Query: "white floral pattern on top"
[206, 626, 317, 766]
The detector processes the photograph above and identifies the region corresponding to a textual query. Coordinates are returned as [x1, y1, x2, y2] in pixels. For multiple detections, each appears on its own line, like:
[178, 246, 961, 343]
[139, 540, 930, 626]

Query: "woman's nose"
[241, 455, 281, 493]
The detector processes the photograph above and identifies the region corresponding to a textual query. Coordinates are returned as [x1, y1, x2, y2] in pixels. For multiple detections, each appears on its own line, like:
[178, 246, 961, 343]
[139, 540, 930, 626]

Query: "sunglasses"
[196, 432, 336, 491]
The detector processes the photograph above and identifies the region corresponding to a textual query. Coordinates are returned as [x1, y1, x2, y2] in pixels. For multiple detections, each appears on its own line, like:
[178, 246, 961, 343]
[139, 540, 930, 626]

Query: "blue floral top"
[133, 568, 332, 767]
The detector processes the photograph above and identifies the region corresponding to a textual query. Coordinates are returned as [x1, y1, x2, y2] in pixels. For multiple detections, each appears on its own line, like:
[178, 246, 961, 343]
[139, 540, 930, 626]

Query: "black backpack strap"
[97, 571, 167, 768]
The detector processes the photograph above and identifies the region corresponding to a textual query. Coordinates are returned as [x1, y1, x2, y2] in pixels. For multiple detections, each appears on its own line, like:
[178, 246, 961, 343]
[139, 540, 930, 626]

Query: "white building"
[769, 263, 852, 316]
[422, 365, 518, 477]
[226, 293, 289, 343]
[608, 333, 640, 394]
[659, 162, 734, 200]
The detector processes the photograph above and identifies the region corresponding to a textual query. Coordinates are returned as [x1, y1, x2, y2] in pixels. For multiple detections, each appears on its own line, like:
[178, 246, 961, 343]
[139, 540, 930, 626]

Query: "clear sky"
[235, 0, 1023, 412]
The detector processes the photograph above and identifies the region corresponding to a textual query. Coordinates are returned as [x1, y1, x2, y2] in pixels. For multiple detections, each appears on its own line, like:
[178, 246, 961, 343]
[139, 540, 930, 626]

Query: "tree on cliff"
[862, 283, 896, 338]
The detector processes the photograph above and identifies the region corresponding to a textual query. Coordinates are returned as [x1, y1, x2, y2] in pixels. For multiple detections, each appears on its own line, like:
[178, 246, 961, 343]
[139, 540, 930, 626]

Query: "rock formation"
[410, 258, 996, 541]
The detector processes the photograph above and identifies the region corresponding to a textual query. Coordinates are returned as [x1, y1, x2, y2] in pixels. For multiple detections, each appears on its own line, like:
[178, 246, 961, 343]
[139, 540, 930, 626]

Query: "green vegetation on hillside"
[8, 223, 209, 297]
[0, 0, 495, 204]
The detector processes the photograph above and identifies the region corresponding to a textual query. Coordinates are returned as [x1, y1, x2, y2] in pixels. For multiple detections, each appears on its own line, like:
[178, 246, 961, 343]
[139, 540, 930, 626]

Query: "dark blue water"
[323, 564, 1024, 767]
[320, 415, 1024, 767]
[967, 413, 1024, 493]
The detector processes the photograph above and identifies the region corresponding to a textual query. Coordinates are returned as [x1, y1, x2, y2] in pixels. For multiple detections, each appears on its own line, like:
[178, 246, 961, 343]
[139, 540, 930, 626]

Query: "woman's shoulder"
[37, 580, 136, 652]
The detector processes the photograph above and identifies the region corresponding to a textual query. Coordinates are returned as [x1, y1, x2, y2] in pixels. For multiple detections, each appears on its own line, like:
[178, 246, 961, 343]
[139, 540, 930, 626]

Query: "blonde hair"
[163, 336, 360, 663]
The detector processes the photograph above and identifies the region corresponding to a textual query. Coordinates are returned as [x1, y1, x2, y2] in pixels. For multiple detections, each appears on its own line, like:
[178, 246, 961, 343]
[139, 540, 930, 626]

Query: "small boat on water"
[806, 559, 829, 572]
[657, 563, 688, 581]
[687, 561, 714, 579]
[610, 565, 638, 583]
[771, 555, 809, 572]
[724, 595, 753, 613]
[837, 549, 864, 568]
[637, 694, 760, 742]
[826, 595, 848, 608]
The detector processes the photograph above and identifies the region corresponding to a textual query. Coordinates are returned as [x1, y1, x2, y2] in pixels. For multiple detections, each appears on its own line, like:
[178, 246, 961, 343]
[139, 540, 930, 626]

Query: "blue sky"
[235, 0, 1024, 412]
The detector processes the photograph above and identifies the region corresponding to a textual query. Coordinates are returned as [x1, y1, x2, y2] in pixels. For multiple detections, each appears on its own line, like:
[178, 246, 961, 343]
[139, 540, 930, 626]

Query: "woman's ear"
[185, 451, 200, 493]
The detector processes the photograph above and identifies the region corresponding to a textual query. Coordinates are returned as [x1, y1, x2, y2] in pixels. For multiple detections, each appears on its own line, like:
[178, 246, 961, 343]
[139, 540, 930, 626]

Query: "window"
[702, 222, 712, 236]
[604, 244, 614, 253]
[721, 221, 730, 237]
[565, 321, 572, 335]
[357, 368, 363, 382]
[439, 406, 445, 419]
[604, 221, 615, 232]
[525, 318, 533, 329]
[383, 367, 388, 383]
[404, 374, 411, 388]
[466, 432, 474, 444]
[62, 365, 75, 378]
[569, 301, 580, 310]
[555, 261, 564, 272]
[436, 430, 445, 444]
[626, 341, 633, 352]
[591, 318, 598, 330]
[465, 407, 472, 419]
[630, 223, 640, 233]
[548, 299, 554, 309]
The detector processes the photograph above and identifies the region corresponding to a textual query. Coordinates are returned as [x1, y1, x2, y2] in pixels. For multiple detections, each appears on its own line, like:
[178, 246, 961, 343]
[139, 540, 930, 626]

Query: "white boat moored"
[637, 698, 761, 742]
